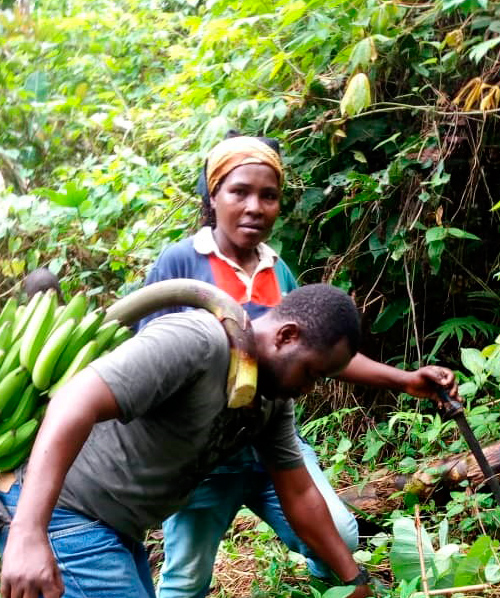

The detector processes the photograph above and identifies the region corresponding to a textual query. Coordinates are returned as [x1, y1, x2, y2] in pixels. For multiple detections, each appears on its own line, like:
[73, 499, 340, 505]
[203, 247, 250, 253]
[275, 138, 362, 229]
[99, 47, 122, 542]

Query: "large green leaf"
[389, 517, 434, 582]
[371, 299, 409, 334]
[35, 182, 88, 209]
[454, 536, 498, 586]
[460, 348, 486, 377]
[323, 586, 356, 598]
[25, 71, 50, 102]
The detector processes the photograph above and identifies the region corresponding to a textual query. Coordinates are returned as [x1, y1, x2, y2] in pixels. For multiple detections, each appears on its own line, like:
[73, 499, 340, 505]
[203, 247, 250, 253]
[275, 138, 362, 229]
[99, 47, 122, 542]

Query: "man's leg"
[0, 481, 155, 598]
[157, 473, 246, 598]
[248, 438, 358, 579]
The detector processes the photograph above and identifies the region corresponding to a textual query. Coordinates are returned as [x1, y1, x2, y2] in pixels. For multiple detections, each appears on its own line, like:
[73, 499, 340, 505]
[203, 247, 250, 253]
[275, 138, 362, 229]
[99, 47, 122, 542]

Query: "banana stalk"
[104, 279, 257, 408]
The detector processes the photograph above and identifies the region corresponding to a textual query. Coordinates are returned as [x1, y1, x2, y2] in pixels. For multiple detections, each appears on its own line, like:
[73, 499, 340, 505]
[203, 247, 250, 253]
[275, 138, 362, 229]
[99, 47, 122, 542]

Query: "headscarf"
[205, 136, 284, 196]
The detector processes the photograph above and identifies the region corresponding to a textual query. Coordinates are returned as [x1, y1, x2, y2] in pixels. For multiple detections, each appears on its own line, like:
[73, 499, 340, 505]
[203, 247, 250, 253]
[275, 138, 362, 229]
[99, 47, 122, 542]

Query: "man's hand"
[347, 584, 372, 598]
[1, 525, 64, 598]
[401, 365, 458, 403]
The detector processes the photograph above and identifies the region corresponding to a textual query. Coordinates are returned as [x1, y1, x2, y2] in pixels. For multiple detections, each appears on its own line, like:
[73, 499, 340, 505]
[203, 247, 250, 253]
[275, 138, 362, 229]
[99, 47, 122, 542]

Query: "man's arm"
[1, 367, 120, 598]
[270, 465, 371, 598]
[337, 353, 458, 401]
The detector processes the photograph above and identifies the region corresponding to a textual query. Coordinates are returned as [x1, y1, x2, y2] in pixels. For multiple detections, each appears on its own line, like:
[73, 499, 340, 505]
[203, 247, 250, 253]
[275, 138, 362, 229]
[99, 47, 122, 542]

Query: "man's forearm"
[1, 369, 120, 598]
[336, 353, 409, 390]
[271, 467, 360, 582]
[11, 368, 118, 531]
[336, 353, 458, 400]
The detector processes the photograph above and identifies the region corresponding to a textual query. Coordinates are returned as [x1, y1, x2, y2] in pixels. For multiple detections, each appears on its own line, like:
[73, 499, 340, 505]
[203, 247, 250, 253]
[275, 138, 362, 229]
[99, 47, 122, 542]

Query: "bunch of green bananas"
[0, 291, 131, 472]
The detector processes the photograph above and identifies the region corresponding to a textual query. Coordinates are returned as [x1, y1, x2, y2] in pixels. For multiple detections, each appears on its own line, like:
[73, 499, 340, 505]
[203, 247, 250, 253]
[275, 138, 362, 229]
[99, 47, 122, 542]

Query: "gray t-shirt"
[57, 310, 303, 540]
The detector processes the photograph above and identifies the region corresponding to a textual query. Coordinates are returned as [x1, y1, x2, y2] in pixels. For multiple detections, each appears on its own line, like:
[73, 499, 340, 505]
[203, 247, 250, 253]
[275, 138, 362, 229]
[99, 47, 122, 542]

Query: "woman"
[139, 134, 457, 598]
[138, 135, 359, 598]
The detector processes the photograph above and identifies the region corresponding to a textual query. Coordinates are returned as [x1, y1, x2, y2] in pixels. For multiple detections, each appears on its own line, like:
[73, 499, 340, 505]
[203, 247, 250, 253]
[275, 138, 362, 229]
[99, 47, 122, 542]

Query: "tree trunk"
[338, 441, 500, 515]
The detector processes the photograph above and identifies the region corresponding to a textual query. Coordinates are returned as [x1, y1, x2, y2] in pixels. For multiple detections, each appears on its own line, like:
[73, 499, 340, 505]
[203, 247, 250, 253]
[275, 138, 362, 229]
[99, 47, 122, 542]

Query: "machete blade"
[439, 389, 500, 506]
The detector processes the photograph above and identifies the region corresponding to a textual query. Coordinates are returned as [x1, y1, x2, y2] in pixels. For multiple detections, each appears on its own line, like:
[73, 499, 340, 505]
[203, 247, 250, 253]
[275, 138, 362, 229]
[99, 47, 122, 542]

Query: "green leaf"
[371, 299, 409, 334]
[438, 519, 449, 548]
[460, 348, 486, 377]
[280, 0, 306, 27]
[425, 227, 447, 242]
[297, 188, 324, 217]
[25, 71, 49, 102]
[362, 439, 384, 462]
[458, 381, 478, 397]
[469, 36, 500, 64]
[485, 557, 500, 583]
[349, 38, 372, 70]
[389, 517, 434, 582]
[454, 536, 496, 586]
[445, 227, 480, 241]
[340, 73, 372, 117]
[337, 437, 352, 453]
[35, 182, 88, 208]
[323, 586, 356, 598]
[426, 240, 445, 274]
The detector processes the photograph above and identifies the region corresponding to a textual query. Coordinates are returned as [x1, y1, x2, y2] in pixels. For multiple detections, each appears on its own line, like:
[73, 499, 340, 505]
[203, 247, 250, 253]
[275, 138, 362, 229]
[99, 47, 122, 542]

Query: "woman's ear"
[275, 322, 300, 349]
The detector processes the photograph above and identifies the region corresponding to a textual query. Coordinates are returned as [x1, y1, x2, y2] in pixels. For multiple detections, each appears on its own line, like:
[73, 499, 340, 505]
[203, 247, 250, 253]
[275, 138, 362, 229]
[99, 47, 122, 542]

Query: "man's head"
[23, 268, 63, 302]
[253, 284, 360, 399]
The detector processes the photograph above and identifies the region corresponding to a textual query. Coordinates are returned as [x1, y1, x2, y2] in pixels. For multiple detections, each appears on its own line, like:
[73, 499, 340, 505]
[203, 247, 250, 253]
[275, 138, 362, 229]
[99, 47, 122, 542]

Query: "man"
[23, 268, 63, 303]
[1, 284, 374, 598]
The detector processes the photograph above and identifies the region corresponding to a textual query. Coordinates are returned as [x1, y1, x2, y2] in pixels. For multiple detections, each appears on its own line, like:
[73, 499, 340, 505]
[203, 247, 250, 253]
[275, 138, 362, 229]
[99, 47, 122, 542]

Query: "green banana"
[0, 429, 16, 458]
[52, 309, 104, 382]
[49, 340, 98, 398]
[53, 305, 65, 321]
[93, 319, 120, 355]
[0, 320, 12, 353]
[106, 325, 132, 352]
[0, 297, 17, 328]
[0, 337, 22, 380]
[0, 383, 40, 436]
[32, 318, 76, 390]
[0, 366, 30, 418]
[12, 290, 42, 342]
[20, 289, 58, 373]
[0, 442, 32, 472]
[11, 417, 40, 451]
[0, 350, 4, 369]
[50, 291, 87, 333]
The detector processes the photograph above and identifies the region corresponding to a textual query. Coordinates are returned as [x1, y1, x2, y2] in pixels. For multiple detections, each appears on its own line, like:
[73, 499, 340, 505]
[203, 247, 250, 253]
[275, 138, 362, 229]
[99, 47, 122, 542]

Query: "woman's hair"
[198, 130, 281, 228]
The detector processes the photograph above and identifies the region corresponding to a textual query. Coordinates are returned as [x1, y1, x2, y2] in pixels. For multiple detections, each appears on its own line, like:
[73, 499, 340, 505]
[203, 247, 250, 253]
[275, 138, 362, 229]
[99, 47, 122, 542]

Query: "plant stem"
[412, 584, 491, 596]
[414, 504, 430, 598]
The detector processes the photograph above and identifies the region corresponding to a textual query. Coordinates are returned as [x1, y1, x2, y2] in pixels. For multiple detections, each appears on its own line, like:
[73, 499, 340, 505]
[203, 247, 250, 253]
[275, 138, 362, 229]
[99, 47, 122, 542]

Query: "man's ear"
[275, 322, 301, 349]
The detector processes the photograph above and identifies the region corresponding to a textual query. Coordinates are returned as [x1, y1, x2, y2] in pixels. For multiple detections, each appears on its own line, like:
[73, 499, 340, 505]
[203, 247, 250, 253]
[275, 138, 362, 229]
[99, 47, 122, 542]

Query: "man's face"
[258, 337, 353, 399]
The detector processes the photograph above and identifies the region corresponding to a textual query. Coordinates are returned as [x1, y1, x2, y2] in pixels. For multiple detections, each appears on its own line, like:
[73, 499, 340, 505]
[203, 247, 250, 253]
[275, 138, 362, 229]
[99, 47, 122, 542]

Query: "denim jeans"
[0, 480, 156, 598]
[157, 438, 358, 598]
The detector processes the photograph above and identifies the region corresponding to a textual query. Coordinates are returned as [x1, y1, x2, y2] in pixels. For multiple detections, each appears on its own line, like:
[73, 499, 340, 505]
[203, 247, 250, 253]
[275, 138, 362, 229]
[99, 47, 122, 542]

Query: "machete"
[438, 389, 500, 506]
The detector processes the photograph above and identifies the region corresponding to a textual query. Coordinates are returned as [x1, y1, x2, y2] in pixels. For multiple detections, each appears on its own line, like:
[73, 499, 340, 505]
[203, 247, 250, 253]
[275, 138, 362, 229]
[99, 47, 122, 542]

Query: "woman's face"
[210, 163, 281, 251]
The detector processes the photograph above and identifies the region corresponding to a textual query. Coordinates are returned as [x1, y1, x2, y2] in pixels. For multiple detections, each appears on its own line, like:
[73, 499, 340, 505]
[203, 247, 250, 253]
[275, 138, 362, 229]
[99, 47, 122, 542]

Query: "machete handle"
[437, 388, 463, 420]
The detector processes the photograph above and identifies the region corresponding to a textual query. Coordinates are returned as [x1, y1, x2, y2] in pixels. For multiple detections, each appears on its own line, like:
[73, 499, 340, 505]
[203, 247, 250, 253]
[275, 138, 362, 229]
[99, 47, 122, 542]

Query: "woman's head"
[206, 136, 284, 196]
[200, 135, 284, 252]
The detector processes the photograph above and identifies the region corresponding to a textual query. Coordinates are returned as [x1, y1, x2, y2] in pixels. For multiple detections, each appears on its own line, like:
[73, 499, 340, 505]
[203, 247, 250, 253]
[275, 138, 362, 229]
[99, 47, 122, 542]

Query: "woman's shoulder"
[273, 256, 298, 291]
[155, 235, 196, 263]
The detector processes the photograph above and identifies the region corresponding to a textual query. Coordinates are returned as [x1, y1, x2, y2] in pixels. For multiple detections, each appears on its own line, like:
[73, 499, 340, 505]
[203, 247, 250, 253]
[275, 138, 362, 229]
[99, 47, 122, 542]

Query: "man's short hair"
[272, 284, 361, 355]
[23, 268, 62, 301]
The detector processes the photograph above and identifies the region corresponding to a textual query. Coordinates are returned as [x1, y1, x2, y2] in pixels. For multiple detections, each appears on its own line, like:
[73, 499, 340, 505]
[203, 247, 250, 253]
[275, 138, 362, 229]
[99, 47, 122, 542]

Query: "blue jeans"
[157, 439, 358, 598]
[0, 480, 156, 598]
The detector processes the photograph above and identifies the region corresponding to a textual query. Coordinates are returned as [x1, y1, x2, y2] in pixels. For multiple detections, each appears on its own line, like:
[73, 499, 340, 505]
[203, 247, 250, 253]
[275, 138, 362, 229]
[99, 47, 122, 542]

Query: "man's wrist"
[344, 565, 371, 586]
